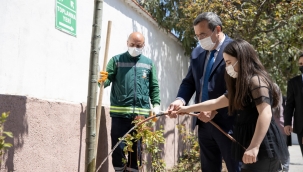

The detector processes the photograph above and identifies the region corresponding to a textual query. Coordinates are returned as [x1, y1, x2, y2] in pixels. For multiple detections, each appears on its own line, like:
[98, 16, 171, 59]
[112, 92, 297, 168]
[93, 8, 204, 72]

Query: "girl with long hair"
[175, 39, 288, 172]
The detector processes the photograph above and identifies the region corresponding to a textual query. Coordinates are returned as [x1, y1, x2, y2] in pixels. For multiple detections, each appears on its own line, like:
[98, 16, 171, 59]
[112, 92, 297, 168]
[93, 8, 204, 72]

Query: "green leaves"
[169, 124, 200, 171]
[0, 112, 13, 162]
[122, 119, 166, 171]
[2, 131, 13, 138]
[137, 0, 303, 94]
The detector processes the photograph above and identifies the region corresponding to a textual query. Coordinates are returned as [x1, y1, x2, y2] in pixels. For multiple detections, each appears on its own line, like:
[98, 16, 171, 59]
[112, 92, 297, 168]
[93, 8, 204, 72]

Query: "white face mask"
[199, 31, 216, 50]
[128, 47, 143, 57]
[226, 61, 238, 78]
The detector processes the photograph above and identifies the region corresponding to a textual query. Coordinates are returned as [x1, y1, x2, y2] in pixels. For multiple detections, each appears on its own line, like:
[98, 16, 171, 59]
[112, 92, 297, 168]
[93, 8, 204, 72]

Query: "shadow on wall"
[176, 115, 194, 159]
[107, 0, 188, 109]
[78, 103, 86, 172]
[136, 21, 192, 168]
[129, 10, 191, 169]
[0, 94, 28, 171]
[103, 0, 192, 169]
[96, 106, 110, 171]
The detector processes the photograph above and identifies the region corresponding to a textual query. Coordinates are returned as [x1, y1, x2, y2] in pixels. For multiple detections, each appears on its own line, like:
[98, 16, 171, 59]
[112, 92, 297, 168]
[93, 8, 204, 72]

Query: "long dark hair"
[223, 39, 278, 115]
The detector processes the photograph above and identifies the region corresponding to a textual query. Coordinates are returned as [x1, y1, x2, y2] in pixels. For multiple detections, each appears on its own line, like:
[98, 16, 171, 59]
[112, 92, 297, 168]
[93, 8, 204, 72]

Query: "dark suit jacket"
[284, 75, 303, 134]
[176, 35, 234, 132]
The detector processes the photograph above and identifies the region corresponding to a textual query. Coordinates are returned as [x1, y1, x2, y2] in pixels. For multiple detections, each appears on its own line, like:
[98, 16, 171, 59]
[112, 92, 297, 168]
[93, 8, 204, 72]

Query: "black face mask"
[300, 66, 303, 73]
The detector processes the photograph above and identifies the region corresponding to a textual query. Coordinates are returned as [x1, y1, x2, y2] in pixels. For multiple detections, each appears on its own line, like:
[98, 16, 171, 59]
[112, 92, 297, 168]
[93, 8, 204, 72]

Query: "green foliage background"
[136, 0, 303, 94]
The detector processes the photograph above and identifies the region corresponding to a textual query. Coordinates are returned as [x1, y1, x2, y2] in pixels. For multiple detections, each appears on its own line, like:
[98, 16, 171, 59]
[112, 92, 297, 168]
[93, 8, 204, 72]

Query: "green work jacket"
[104, 51, 160, 118]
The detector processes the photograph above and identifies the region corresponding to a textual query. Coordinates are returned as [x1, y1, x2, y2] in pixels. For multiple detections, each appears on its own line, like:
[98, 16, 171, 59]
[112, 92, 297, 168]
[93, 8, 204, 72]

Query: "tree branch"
[259, 20, 287, 33]
[252, 0, 268, 29]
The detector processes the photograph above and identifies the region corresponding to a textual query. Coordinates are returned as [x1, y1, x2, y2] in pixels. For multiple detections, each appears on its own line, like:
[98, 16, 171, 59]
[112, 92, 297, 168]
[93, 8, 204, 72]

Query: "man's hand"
[98, 71, 108, 83]
[284, 125, 293, 136]
[152, 105, 160, 115]
[197, 111, 218, 123]
[151, 104, 160, 122]
[167, 99, 184, 118]
[134, 115, 145, 121]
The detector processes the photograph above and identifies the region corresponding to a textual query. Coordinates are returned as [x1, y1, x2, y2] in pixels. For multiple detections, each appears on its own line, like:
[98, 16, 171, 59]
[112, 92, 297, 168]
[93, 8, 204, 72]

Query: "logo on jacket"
[142, 70, 147, 79]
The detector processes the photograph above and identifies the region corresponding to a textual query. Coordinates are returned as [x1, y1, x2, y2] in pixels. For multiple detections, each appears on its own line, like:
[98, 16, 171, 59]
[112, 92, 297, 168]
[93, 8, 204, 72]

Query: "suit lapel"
[210, 48, 223, 75]
[192, 46, 208, 78]
[210, 36, 231, 75]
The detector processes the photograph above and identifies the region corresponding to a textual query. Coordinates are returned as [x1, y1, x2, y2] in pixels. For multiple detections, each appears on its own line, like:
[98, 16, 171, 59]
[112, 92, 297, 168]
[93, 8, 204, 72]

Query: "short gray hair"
[193, 12, 223, 31]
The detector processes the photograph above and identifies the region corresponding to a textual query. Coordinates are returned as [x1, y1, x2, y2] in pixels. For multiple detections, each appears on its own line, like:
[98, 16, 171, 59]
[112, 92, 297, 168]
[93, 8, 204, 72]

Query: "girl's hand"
[176, 106, 189, 115]
[198, 111, 217, 123]
[242, 146, 259, 164]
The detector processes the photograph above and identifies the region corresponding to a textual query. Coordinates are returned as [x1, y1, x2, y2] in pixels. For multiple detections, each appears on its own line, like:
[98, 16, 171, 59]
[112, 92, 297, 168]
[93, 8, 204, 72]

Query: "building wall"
[0, 0, 93, 103]
[0, 95, 86, 172]
[0, 0, 191, 171]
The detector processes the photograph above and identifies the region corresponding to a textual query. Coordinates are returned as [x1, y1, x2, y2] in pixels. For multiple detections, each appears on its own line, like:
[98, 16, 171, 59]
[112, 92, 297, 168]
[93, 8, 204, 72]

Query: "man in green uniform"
[99, 32, 160, 172]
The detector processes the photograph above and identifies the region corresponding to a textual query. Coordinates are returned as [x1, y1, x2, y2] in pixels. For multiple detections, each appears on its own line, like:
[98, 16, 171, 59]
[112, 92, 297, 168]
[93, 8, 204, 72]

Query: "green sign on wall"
[55, 0, 77, 36]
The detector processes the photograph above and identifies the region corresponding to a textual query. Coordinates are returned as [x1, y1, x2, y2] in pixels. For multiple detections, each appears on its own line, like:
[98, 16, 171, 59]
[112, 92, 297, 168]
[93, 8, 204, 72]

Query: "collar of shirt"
[206, 34, 226, 61]
[215, 34, 225, 53]
[201, 34, 226, 88]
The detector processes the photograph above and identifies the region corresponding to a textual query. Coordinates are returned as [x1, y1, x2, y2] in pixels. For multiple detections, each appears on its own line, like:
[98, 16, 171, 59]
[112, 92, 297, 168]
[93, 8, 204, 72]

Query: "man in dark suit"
[167, 12, 241, 172]
[284, 53, 303, 157]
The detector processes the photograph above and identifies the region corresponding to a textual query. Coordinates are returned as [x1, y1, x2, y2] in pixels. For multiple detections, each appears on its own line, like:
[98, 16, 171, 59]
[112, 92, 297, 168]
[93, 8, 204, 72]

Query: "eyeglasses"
[194, 33, 209, 41]
[194, 27, 217, 41]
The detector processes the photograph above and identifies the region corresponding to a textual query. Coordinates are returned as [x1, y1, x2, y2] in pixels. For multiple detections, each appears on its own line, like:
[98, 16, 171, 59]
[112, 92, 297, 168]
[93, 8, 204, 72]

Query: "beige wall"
[0, 94, 86, 172]
[0, 95, 192, 171]
[96, 106, 193, 172]
[0, 0, 193, 171]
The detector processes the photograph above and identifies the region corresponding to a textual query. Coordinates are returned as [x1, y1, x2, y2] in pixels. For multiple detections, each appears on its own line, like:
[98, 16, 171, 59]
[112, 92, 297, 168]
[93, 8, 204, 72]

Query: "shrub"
[168, 124, 201, 172]
[122, 118, 166, 171]
[0, 112, 13, 162]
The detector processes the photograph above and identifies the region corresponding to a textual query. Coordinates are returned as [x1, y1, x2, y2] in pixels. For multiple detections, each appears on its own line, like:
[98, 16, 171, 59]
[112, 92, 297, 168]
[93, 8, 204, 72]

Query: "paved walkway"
[288, 145, 303, 172]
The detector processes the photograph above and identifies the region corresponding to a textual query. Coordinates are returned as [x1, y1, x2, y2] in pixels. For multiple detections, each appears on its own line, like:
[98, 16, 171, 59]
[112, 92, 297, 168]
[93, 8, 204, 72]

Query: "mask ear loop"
[230, 41, 241, 78]
[233, 61, 238, 67]
[211, 26, 220, 45]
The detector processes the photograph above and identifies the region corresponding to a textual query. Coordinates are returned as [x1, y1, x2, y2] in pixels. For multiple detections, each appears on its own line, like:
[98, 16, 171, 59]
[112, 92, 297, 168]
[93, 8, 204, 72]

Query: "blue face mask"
[299, 66, 303, 73]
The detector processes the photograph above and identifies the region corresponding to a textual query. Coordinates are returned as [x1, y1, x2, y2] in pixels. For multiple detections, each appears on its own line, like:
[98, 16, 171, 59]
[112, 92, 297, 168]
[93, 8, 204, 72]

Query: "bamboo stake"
[95, 20, 112, 165]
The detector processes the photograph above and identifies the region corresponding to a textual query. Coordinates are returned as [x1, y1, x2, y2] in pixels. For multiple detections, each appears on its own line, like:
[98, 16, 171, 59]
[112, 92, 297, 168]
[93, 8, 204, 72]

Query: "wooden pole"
[95, 20, 112, 165]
